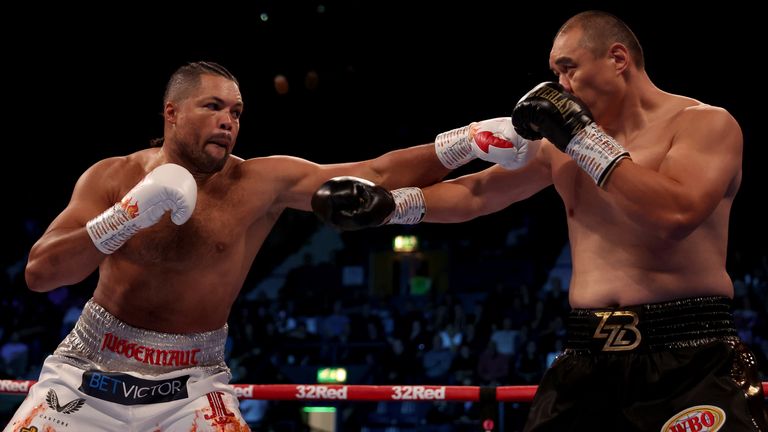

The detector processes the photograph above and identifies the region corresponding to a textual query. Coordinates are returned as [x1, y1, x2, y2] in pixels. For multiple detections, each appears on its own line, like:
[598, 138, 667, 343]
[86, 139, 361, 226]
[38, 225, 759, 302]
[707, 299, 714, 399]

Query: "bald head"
[557, 11, 644, 70]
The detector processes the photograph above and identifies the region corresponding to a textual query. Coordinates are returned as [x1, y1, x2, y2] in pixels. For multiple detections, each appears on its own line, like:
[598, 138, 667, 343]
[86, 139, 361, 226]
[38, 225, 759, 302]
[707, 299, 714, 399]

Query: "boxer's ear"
[607, 42, 629, 74]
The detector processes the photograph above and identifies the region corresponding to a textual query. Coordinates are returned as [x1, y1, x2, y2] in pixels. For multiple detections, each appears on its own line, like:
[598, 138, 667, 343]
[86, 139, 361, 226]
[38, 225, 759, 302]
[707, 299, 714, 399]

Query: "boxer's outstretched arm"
[272, 115, 543, 213]
[422, 159, 552, 223]
[310, 157, 552, 231]
[267, 143, 451, 213]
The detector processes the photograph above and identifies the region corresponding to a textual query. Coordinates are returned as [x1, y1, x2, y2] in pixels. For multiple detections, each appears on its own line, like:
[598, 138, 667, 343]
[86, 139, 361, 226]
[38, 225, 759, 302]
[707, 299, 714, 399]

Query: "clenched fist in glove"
[434, 118, 539, 170]
[512, 82, 630, 186]
[86, 163, 198, 254]
[312, 177, 425, 231]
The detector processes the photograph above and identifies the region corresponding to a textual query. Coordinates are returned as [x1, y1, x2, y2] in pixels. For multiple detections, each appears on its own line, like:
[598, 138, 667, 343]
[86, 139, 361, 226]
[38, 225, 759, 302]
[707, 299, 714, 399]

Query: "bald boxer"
[7, 61, 525, 431]
[312, 11, 767, 432]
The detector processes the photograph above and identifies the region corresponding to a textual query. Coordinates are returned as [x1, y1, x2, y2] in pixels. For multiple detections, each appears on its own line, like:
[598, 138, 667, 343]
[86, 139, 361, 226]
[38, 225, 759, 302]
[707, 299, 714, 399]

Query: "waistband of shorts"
[566, 296, 738, 353]
[54, 298, 228, 375]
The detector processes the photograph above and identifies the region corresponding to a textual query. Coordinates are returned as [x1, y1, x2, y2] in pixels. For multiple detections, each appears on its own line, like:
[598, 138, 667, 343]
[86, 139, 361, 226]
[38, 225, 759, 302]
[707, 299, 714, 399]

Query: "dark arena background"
[2, 2, 765, 430]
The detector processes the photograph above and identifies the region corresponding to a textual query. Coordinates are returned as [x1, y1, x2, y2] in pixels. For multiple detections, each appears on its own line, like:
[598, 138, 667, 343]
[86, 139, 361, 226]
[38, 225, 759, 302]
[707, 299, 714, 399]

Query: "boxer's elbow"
[25, 252, 66, 293]
[25, 259, 53, 292]
[651, 209, 702, 242]
[625, 191, 712, 241]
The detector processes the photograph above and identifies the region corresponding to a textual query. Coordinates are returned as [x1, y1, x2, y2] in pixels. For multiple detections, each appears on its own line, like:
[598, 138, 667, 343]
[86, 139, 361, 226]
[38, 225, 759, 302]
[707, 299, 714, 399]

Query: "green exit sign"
[317, 367, 347, 383]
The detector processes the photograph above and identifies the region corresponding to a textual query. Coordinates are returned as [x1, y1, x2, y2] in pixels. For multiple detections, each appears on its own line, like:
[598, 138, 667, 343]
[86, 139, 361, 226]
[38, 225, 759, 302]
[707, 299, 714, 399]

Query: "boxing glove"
[512, 82, 630, 186]
[435, 118, 538, 170]
[311, 177, 425, 230]
[86, 163, 198, 254]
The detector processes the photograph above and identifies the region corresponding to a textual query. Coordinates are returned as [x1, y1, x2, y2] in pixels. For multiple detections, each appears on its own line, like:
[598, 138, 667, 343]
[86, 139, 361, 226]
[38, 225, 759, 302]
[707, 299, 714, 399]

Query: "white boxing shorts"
[5, 299, 250, 432]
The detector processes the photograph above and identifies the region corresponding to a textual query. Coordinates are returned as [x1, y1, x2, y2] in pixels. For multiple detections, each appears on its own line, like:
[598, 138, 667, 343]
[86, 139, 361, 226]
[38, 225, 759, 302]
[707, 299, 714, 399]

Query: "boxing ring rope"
[1, 380, 766, 401]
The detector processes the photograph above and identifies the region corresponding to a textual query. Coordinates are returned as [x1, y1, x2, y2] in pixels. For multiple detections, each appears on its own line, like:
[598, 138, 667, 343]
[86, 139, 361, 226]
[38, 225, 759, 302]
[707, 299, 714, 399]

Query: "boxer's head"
[160, 62, 243, 174]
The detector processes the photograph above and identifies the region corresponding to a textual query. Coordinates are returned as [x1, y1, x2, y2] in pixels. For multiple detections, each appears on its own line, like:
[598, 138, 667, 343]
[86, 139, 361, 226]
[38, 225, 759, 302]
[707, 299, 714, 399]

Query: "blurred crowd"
[2, 216, 766, 430]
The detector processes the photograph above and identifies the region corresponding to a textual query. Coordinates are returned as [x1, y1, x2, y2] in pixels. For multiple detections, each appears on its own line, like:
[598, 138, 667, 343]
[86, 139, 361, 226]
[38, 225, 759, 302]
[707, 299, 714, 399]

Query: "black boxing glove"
[512, 82, 630, 187]
[311, 176, 425, 231]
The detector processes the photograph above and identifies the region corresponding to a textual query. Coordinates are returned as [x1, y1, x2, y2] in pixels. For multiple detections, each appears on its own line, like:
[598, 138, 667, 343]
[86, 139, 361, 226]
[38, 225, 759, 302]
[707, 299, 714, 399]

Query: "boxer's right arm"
[85, 163, 197, 254]
[25, 161, 197, 292]
[420, 161, 553, 223]
[512, 82, 630, 187]
[26, 158, 126, 292]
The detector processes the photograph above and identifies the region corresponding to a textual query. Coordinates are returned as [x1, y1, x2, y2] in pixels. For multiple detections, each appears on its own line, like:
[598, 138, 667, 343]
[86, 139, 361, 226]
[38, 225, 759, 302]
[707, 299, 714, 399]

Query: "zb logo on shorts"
[592, 311, 642, 351]
[79, 370, 189, 405]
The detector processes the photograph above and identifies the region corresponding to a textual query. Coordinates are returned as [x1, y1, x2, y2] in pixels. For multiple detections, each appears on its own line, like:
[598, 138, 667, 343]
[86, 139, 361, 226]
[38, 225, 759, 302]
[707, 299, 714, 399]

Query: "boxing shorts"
[5, 298, 250, 432]
[524, 296, 767, 432]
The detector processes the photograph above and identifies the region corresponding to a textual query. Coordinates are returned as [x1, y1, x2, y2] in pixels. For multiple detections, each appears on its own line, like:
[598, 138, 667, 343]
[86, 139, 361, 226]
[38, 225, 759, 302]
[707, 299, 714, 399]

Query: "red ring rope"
[1, 380, 766, 402]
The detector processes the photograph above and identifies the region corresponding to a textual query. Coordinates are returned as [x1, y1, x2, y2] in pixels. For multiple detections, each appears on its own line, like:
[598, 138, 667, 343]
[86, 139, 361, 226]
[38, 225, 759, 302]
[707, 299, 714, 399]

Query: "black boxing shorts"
[524, 296, 768, 432]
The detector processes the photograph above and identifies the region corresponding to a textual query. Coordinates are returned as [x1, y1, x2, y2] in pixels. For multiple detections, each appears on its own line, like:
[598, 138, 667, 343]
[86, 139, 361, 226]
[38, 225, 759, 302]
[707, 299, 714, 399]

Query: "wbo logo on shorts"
[660, 405, 726, 432]
[79, 370, 189, 405]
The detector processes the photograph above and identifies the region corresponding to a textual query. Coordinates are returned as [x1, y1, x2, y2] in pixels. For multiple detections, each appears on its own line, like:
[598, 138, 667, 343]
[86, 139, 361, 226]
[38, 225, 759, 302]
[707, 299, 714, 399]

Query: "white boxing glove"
[86, 163, 197, 254]
[434, 117, 540, 170]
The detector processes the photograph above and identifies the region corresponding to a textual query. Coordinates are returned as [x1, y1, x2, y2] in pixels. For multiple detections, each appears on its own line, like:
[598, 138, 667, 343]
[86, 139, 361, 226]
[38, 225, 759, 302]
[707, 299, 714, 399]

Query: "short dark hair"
[163, 61, 239, 104]
[150, 61, 239, 147]
[558, 11, 644, 70]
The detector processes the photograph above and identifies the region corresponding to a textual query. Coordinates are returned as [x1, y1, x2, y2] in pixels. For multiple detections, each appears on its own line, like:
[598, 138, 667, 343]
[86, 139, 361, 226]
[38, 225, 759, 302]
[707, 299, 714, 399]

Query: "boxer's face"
[550, 27, 617, 122]
[168, 74, 243, 173]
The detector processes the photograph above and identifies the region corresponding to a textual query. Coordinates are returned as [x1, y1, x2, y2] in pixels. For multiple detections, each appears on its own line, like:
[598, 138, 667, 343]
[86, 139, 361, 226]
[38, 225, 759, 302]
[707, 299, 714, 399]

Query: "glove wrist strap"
[86, 203, 140, 254]
[435, 125, 476, 169]
[387, 188, 426, 225]
[567, 123, 631, 187]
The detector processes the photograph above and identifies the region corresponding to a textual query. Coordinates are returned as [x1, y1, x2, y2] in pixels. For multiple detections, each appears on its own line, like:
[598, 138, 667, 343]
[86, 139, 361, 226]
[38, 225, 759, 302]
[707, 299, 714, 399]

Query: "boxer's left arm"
[265, 143, 450, 213]
[604, 107, 742, 240]
[265, 116, 543, 213]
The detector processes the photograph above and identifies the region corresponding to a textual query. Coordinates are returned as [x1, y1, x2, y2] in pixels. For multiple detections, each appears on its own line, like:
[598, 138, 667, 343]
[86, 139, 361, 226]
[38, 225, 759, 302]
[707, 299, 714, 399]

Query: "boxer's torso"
[548, 96, 739, 307]
[94, 151, 287, 333]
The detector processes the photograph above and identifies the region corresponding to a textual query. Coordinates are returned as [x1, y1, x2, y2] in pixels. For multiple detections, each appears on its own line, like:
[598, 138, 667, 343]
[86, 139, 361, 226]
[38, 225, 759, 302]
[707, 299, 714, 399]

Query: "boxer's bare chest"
[552, 114, 679, 214]
[117, 178, 270, 268]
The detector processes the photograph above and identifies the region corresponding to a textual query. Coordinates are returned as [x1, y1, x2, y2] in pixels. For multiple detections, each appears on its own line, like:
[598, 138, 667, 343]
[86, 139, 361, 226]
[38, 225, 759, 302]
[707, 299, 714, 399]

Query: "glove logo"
[529, 85, 572, 115]
[119, 197, 140, 219]
[592, 311, 641, 351]
[473, 131, 514, 153]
